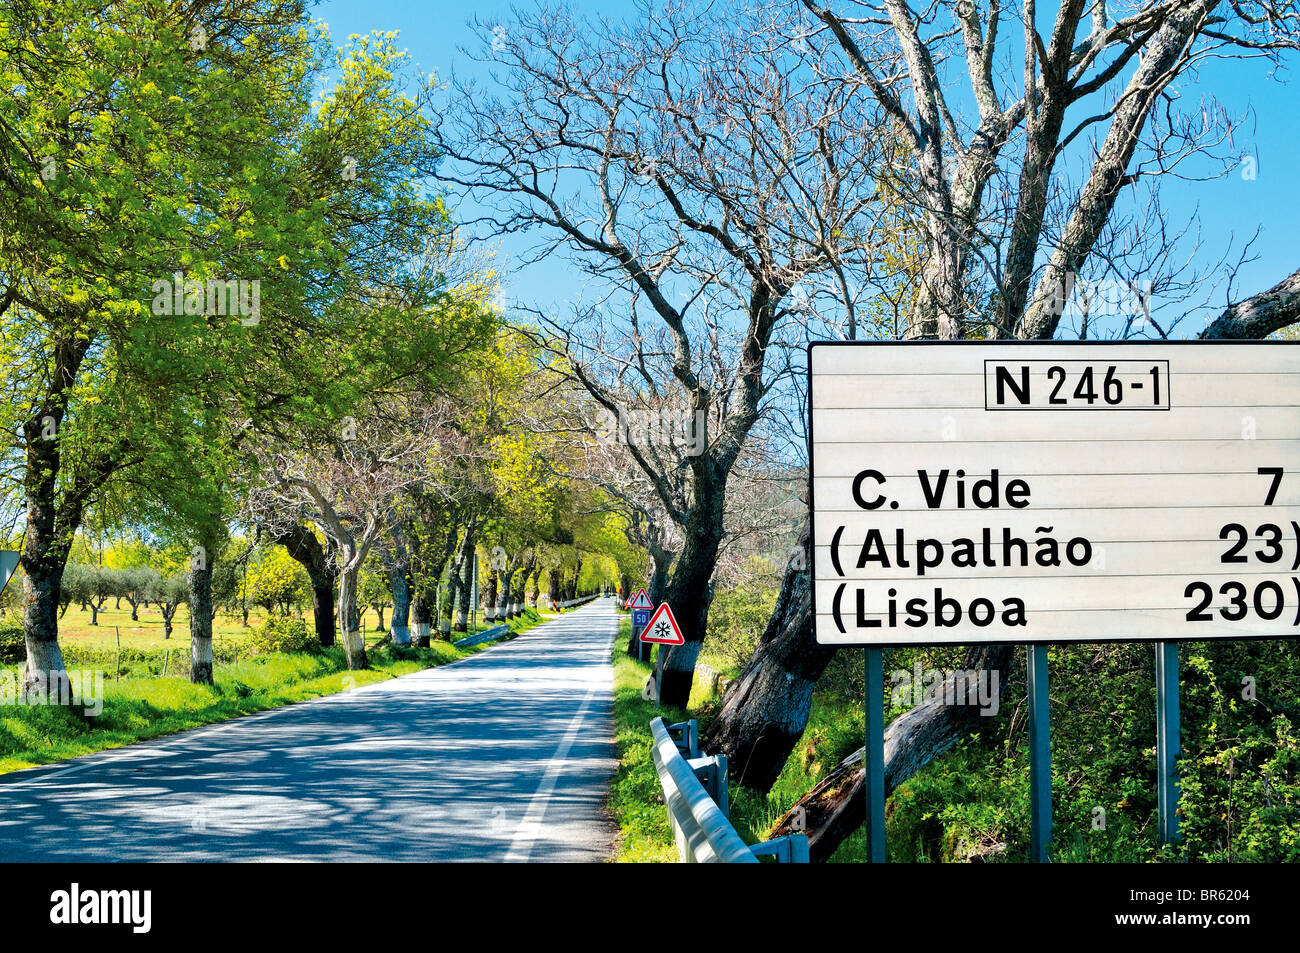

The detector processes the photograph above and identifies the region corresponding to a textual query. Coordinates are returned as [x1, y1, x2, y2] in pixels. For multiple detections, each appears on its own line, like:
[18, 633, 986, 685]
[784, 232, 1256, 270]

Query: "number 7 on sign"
[1259, 467, 1284, 506]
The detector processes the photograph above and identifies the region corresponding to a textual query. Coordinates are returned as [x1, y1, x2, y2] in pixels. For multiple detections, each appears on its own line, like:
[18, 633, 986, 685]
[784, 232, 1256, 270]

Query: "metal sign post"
[1156, 641, 1181, 845]
[1027, 644, 1052, 862]
[632, 606, 652, 662]
[809, 341, 1300, 862]
[0, 551, 17, 599]
[864, 646, 886, 863]
[655, 648, 663, 711]
[640, 603, 684, 711]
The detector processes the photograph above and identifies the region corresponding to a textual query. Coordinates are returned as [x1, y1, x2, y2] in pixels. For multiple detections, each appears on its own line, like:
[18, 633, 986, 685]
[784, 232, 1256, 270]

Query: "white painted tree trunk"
[341, 625, 366, 664]
[22, 568, 70, 699]
[23, 637, 70, 701]
[337, 567, 368, 670]
[189, 547, 215, 685]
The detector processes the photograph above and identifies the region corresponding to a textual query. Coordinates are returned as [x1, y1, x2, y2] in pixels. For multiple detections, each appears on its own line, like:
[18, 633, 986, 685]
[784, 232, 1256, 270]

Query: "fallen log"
[770, 644, 1013, 862]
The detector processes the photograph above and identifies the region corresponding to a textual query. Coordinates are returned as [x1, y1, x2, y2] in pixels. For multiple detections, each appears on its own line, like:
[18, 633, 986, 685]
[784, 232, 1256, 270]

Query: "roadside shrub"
[248, 616, 319, 655]
[0, 622, 23, 663]
[703, 584, 778, 673]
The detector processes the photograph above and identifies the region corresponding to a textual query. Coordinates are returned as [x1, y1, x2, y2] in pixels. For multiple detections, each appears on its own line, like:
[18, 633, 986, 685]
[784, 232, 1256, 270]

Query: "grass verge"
[605, 614, 870, 862]
[607, 615, 725, 862]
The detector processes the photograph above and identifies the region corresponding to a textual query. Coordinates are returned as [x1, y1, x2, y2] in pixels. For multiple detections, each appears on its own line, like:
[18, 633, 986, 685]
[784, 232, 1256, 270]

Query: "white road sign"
[809, 342, 1300, 646]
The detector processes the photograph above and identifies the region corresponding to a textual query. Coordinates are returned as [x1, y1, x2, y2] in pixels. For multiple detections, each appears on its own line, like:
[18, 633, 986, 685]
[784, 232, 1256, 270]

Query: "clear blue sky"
[313, 0, 1300, 333]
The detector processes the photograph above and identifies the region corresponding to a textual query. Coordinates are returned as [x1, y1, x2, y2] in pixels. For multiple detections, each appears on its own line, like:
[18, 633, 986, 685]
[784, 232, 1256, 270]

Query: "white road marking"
[503, 683, 600, 863]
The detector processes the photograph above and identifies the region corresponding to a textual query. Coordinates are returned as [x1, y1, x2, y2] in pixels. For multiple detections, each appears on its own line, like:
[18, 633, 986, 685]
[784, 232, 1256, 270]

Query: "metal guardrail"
[455, 594, 599, 646]
[650, 716, 810, 863]
[452, 623, 511, 648]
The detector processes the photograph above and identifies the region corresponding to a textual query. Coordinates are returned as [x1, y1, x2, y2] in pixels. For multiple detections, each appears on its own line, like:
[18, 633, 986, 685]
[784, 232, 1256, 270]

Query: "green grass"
[608, 617, 682, 862]
[0, 608, 548, 778]
[607, 614, 725, 862]
[605, 613, 874, 862]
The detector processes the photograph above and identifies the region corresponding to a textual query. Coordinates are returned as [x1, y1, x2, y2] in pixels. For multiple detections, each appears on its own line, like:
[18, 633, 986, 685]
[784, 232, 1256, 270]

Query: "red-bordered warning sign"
[628, 589, 653, 611]
[640, 602, 684, 645]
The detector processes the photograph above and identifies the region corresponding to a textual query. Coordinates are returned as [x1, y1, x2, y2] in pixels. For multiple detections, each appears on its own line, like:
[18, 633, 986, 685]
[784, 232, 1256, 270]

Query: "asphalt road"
[0, 598, 619, 862]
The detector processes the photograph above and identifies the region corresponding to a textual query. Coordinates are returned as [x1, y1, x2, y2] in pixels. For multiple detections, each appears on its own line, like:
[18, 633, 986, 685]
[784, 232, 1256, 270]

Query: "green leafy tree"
[245, 546, 309, 617]
[1, 4, 464, 689]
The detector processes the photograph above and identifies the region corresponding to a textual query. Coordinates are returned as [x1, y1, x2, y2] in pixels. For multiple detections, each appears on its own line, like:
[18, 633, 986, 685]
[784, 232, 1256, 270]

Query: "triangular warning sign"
[640, 602, 684, 645]
[629, 589, 653, 610]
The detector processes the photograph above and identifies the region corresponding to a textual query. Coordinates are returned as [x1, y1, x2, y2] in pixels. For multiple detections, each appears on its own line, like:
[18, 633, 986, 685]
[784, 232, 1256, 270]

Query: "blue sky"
[313, 0, 1300, 335]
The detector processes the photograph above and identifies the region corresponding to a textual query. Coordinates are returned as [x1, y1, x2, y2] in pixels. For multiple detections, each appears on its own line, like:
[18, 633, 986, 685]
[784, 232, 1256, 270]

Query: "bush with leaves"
[0, 621, 23, 663]
[248, 616, 319, 656]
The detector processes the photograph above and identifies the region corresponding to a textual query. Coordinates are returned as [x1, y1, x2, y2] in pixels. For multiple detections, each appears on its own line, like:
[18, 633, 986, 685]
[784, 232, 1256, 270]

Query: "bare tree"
[704, 0, 1300, 857]
[437, 0, 891, 705]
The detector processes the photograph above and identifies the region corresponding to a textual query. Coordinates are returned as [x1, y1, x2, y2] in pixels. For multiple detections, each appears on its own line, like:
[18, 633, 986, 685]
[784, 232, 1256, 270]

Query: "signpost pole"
[655, 647, 663, 711]
[864, 646, 886, 863]
[1027, 644, 1052, 862]
[1156, 641, 1181, 846]
[0, 551, 17, 598]
[639, 602, 682, 709]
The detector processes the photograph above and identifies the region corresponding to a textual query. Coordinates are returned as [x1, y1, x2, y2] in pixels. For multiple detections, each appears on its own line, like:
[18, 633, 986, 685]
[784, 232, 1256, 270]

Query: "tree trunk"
[701, 523, 836, 790]
[272, 523, 336, 647]
[162, 605, 175, 640]
[657, 500, 725, 709]
[89, 600, 99, 625]
[21, 566, 69, 700]
[498, 568, 513, 620]
[648, 546, 671, 604]
[412, 581, 434, 647]
[337, 567, 369, 670]
[767, 643, 1013, 862]
[309, 582, 333, 645]
[482, 570, 497, 622]
[18, 333, 95, 700]
[441, 561, 459, 639]
[188, 546, 215, 685]
[454, 544, 475, 632]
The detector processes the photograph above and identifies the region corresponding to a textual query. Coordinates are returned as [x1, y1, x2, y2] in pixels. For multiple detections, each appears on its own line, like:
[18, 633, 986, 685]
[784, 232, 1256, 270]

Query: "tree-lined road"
[0, 600, 618, 862]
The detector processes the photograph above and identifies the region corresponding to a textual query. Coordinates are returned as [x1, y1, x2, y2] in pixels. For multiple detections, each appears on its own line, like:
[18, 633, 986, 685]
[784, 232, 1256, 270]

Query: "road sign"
[0, 551, 16, 600]
[632, 607, 652, 628]
[628, 589, 653, 610]
[640, 603, 684, 645]
[810, 341, 1300, 646]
